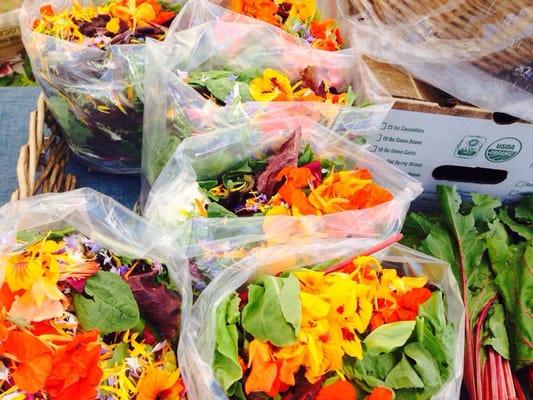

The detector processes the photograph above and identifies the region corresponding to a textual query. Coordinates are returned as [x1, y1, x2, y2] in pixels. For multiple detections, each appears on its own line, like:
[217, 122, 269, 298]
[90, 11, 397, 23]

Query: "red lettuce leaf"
[257, 128, 302, 197]
[127, 271, 181, 343]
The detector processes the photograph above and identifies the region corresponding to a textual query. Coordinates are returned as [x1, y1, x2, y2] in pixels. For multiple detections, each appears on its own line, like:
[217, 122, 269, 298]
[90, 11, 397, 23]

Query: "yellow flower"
[281, 0, 316, 23]
[249, 69, 294, 102]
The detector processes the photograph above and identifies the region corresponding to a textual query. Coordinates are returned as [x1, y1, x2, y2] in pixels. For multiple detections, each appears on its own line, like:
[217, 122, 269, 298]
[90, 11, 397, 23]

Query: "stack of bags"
[2, 0, 530, 399]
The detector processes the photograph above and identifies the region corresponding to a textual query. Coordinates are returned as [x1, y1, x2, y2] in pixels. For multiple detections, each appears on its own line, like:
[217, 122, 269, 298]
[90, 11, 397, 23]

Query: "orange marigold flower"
[0, 330, 53, 393]
[367, 387, 394, 400]
[316, 380, 357, 400]
[44, 331, 102, 400]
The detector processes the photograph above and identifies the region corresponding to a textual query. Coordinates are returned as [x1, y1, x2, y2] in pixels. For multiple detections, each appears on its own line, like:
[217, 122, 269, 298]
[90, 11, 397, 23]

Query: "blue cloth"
[0, 87, 140, 208]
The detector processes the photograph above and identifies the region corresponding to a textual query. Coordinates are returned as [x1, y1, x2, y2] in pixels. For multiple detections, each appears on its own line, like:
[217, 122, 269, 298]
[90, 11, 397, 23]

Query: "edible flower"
[249, 68, 295, 102]
[137, 367, 184, 400]
[309, 169, 393, 213]
[316, 380, 357, 400]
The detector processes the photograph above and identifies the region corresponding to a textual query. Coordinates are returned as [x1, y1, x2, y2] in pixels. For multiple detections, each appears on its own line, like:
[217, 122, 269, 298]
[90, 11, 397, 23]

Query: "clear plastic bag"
[142, 19, 393, 186]
[179, 240, 465, 400]
[0, 188, 192, 346]
[340, 0, 533, 121]
[19, 0, 182, 173]
[168, 0, 354, 50]
[144, 116, 422, 249]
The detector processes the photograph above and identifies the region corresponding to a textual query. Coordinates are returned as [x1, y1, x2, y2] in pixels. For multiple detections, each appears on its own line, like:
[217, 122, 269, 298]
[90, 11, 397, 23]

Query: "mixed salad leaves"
[184, 66, 358, 106]
[213, 253, 455, 400]
[0, 228, 184, 399]
[187, 129, 392, 219]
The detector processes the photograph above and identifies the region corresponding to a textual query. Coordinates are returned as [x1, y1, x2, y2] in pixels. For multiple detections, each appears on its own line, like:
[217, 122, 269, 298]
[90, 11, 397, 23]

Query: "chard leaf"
[401, 213, 436, 249]
[364, 321, 416, 356]
[73, 271, 139, 335]
[499, 209, 532, 241]
[486, 239, 533, 368]
[515, 195, 532, 223]
[470, 193, 501, 231]
[241, 275, 301, 346]
[385, 354, 424, 389]
[484, 302, 510, 360]
[213, 293, 242, 391]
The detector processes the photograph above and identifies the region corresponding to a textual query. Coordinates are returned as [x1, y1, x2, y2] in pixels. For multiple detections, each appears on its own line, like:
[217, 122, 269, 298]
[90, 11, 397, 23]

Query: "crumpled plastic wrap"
[340, 0, 533, 121]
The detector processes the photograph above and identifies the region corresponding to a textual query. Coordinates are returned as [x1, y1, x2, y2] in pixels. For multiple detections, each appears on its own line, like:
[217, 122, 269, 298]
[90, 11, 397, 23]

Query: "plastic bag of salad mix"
[0, 188, 191, 399]
[179, 239, 464, 400]
[142, 19, 392, 185]
[168, 0, 353, 52]
[19, 0, 182, 173]
[143, 116, 421, 242]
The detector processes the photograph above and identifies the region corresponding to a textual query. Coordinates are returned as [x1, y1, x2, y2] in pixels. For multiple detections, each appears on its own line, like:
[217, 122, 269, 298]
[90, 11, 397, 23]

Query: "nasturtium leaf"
[241, 275, 301, 347]
[72, 271, 140, 335]
[364, 321, 416, 356]
[403, 342, 442, 387]
[213, 293, 242, 391]
[385, 354, 424, 389]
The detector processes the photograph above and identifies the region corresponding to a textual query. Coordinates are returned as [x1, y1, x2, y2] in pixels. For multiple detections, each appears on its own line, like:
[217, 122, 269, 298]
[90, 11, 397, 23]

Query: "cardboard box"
[0, 8, 23, 60]
[367, 59, 532, 209]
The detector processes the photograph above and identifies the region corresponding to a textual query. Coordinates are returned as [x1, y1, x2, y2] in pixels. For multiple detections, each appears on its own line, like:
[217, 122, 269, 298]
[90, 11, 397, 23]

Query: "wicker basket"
[11, 93, 76, 201]
[349, 0, 532, 90]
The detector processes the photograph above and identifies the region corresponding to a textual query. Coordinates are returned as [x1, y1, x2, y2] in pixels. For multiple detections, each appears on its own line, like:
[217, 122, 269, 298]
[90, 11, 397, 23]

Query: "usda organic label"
[485, 137, 522, 163]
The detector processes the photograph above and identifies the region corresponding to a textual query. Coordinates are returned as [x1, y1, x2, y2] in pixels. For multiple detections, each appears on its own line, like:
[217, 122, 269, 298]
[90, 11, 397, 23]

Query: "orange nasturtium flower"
[310, 19, 343, 51]
[316, 380, 357, 400]
[229, 0, 281, 27]
[44, 331, 103, 400]
[309, 169, 393, 213]
[0, 330, 53, 393]
[137, 367, 184, 400]
[275, 166, 317, 215]
[367, 387, 394, 400]
[245, 339, 281, 396]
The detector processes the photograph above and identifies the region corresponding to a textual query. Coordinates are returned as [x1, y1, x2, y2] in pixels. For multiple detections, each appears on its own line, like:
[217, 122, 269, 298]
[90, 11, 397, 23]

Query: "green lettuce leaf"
[364, 321, 416, 356]
[213, 293, 242, 391]
[385, 354, 424, 389]
[241, 275, 301, 346]
[72, 271, 140, 335]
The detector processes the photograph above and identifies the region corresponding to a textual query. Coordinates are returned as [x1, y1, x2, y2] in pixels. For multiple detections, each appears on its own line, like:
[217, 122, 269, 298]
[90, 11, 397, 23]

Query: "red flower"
[44, 331, 103, 400]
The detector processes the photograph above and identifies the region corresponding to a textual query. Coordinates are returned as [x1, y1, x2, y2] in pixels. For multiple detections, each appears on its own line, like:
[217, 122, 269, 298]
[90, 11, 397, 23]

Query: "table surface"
[0, 87, 140, 208]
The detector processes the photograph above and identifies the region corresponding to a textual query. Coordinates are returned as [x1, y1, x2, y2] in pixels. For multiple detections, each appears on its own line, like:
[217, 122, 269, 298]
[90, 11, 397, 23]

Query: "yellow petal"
[301, 292, 330, 318]
[106, 17, 121, 34]
[5, 258, 43, 291]
[342, 336, 363, 359]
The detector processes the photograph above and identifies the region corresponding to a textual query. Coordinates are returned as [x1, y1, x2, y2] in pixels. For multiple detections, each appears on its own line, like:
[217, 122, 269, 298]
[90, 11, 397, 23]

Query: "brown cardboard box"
[0, 6, 23, 60]
[367, 58, 532, 208]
